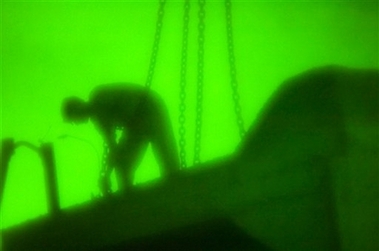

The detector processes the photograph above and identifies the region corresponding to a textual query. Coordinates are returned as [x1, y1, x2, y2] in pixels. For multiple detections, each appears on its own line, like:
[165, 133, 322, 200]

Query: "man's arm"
[93, 120, 118, 196]
[91, 118, 116, 149]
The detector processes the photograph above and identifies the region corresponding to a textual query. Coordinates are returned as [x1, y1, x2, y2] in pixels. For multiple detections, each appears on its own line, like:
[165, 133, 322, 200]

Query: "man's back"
[89, 84, 151, 127]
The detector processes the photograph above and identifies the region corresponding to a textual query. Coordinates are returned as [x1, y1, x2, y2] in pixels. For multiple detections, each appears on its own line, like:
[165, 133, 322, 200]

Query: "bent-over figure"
[62, 83, 179, 193]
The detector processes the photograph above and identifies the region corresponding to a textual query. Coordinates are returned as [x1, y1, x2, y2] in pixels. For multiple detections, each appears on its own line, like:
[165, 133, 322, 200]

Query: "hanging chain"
[225, 0, 245, 138]
[99, 0, 166, 195]
[146, 0, 166, 88]
[179, 0, 190, 169]
[99, 142, 111, 196]
[194, 0, 205, 165]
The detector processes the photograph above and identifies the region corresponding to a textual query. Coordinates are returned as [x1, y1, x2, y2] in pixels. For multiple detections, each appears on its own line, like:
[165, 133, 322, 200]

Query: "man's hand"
[107, 149, 121, 168]
[99, 145, 118, 197]
[98, 171, 112, 197]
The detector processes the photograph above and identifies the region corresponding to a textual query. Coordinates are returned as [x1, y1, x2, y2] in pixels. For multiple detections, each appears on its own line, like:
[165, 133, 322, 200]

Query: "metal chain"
[99, 142, 111, 196]
[102, 143, 109, 172]
[98, 0, 166, 194]
[225, 0, 245, 138]
[194, 0, 205, 165]
[179, 0, 190, 169]
[146, 0, 166, 88]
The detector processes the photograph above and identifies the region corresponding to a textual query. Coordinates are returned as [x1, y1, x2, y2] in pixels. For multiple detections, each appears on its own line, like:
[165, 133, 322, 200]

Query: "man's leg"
[114, 134, 148, 191]
[151, 109, 180, 179]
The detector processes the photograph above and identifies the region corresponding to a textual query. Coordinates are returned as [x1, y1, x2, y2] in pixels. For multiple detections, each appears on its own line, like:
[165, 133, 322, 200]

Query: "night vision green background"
[1, 0, 378, 229]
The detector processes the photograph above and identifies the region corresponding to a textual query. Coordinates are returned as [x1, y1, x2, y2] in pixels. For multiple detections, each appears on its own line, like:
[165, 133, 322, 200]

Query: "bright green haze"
[1, 0, 378, 229]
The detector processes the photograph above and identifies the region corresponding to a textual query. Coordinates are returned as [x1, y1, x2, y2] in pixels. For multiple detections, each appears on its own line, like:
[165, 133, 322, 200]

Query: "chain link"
[225, 0, 245, 138]
[178, 0, 191, 169]
[99, 142, 111, 196]
[194, 0, 205, 165]
[146, 0, 166, 88]
[99, 0, 167, 193]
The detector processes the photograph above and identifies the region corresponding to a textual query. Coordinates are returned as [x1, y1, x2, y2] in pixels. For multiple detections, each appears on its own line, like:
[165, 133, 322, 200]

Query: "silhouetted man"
[62, 83, 179, 194]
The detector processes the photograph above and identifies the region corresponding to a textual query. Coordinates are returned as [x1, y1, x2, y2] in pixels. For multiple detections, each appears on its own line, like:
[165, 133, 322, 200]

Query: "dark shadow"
[95, 218, 272, 251]
[235, 65, 378, 251]
[238, 65, 378, 161]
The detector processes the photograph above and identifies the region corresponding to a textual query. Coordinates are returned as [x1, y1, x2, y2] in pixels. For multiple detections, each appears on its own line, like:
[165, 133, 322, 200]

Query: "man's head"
[62, 96, 90, 124]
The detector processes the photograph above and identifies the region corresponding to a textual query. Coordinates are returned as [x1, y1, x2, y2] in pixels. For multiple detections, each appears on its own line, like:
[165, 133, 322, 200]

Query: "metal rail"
[0, 138, 60, 216]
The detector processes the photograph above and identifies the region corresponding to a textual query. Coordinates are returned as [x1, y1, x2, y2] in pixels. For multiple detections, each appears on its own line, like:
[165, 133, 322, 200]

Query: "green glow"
[1, 0, 378, 229]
